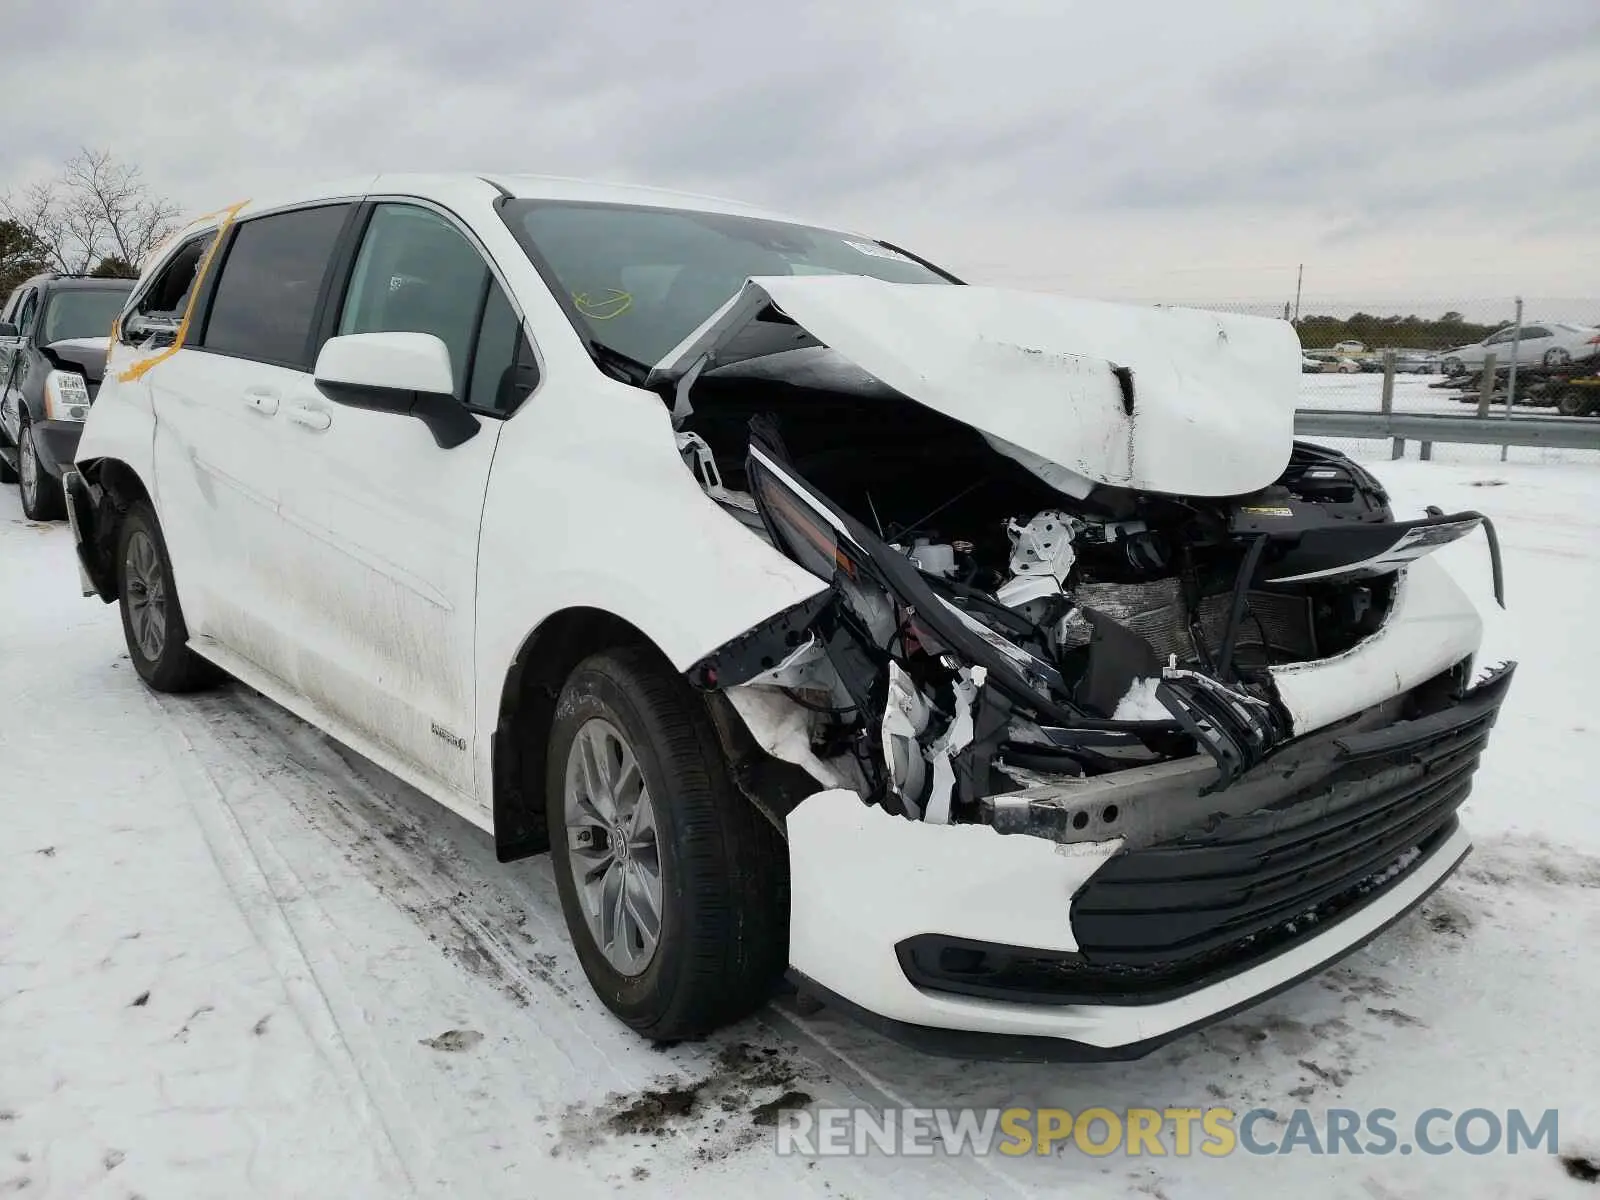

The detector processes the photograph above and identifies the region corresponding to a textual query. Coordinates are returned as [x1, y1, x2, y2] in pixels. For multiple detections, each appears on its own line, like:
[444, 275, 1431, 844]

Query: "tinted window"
[1520, 326, 1550, 340]
[466, 282, 537, 412]
[338, 204, 491, 398]
[202, 205, 350, 366]
[41, 289, 129, 342]
[499, 200, 952, 368]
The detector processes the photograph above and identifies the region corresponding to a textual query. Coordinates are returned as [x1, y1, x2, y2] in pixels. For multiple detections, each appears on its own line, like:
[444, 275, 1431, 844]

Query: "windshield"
[40, 288, 129, 344]
[499, 200, 954, 370]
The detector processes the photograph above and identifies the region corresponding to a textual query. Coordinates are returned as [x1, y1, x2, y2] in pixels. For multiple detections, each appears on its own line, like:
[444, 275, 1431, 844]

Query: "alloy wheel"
[19, 428, 39, 510]
[562, 717, 663, 976]
[124, 529, 168, 662]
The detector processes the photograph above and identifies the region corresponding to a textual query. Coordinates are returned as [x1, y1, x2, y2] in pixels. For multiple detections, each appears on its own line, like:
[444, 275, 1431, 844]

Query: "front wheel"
[1544, 347, 1572, 368]
[18, 423, 64, 521]
[546, 646, 788, 1040]
[1443, 357, 1465, 377]
[116, 501, 221, 692]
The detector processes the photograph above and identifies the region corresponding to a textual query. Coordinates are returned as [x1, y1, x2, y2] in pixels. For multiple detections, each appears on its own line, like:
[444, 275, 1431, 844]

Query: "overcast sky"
[5, 0, 1597, 316]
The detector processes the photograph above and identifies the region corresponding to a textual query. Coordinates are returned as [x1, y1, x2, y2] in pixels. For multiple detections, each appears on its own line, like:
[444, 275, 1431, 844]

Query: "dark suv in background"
[0, 273, 134, 519]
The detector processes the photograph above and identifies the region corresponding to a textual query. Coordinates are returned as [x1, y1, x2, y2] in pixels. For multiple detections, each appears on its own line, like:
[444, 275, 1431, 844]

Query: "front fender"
[76, 370, 157, 496]
[472, 374, 827, 765]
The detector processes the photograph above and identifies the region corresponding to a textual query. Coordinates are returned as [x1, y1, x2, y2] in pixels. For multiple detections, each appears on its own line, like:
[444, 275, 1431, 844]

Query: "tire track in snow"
[159, 684, 1037, 1196]
[150, 694, 423, 1197]
[208, 690, 592, 1060]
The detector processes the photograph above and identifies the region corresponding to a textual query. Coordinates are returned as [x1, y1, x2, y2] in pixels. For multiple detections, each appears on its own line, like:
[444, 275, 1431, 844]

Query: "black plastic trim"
[897, 666, 1510, 1007]
[28, 419, 83, 478]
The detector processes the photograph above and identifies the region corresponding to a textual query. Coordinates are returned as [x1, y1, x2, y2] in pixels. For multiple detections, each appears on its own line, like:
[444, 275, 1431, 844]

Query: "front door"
[1515, 326, 1553, 365]
[269, 200, 534, 803]
[1, 288, 38, 442]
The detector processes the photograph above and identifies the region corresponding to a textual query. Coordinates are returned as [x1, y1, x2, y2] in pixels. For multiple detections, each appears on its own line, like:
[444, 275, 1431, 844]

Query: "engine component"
[923, 665, 986, 824]
[1006, 511, 1080, 588]
[997, 574, 1066, 611]
[882, 663, 932, 814]
[1060, 579, 1316, 669]
[908, 539, 957, 578]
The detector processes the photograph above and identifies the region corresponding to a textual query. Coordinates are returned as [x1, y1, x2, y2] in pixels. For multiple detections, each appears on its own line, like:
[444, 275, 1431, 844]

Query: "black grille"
[898, 669, 1511, 1006]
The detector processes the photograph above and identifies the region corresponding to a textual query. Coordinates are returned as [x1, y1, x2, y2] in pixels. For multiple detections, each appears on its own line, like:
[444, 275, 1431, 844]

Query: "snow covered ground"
[3, 457, 1599, 1199]
[1299, 371, 1475, 417]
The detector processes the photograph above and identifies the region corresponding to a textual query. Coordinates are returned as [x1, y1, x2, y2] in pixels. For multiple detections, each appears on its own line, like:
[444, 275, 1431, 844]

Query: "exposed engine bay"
[663, 344, 1500, 837]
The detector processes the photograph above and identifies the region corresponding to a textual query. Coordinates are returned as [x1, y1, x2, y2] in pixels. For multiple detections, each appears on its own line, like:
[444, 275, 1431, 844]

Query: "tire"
[115, 500, 221, 692]
[1556, 388, 1595, 418]
[545, 646, 788, 1040]
[1544, 347, 1572, 368]
[18, 422, 64, 521]
[1443, 357, 1464, 377]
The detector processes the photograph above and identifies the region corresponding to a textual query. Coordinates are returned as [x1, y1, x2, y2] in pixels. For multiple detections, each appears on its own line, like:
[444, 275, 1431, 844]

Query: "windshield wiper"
[587, 339, 651, 386]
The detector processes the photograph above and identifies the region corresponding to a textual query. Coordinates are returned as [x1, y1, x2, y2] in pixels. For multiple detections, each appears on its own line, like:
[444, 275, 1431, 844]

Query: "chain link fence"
[1185, 298, 1600, 467]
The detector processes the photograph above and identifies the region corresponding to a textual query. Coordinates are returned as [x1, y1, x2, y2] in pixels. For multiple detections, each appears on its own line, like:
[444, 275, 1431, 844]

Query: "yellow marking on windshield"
[116, 199, 249, 383]
[574, 290, 632, 320]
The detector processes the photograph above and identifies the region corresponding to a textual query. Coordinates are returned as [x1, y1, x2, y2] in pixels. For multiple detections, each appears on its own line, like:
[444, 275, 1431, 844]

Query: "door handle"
[242, 387, 280, 416]
[284, 403, 332, 431]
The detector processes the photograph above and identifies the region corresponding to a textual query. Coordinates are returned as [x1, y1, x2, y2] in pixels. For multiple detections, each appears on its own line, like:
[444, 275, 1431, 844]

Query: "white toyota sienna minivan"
[66, 173, 1512, 1060]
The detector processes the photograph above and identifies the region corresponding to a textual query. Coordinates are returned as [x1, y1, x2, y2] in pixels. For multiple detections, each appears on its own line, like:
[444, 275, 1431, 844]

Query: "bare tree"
[2, 149, 181, 276]
[3, 180, 78, 273]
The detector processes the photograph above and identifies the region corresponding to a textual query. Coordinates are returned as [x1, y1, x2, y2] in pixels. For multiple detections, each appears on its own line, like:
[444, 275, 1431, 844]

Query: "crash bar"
[1294, 409, 1600, 459]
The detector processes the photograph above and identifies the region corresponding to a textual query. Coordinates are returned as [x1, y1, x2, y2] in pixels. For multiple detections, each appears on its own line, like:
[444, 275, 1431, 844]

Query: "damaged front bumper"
[683, 430, 1512, 1057]
[784, 665, 1510, 1061]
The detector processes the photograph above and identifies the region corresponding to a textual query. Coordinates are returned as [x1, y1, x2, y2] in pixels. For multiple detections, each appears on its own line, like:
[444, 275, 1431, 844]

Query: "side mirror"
[122, 313, 180, 347]
[313, 332, 480, 449]
[0, 322, 17, 338]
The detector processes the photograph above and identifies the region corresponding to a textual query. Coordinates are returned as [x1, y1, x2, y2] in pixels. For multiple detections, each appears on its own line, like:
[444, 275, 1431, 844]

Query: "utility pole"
[1293, 264, 1303, 325]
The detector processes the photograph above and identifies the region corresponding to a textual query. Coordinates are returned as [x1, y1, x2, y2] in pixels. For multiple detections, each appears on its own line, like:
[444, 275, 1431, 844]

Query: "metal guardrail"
[1294, 408, 1600, 458]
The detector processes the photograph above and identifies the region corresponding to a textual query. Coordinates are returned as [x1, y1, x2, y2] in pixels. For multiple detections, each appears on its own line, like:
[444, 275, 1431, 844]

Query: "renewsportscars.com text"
[774, 1106, 1562, 1158]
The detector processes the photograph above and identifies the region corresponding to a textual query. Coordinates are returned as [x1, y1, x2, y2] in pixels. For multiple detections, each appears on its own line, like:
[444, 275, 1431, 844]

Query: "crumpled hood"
[652, 276, 1301, 497]
[43, 336, 111, 384]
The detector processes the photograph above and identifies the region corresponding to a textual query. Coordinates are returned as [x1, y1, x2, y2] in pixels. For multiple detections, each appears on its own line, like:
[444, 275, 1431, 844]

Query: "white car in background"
[1302, 350, 1361, 373]
[64, 174, 1513, 1061]
[1441, 322, 1600, 375]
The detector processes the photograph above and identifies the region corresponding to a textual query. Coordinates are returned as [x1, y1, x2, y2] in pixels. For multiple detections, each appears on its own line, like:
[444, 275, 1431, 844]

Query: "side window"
[337, 204, 492, 399]
[465, 282, 538, 413]
[14, 290, 38, 336]
[121, 233, 214, 346]
[201, 205, 351, 367]
[1520, 326, 1549, 340]
[137, 234, 211, 320]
